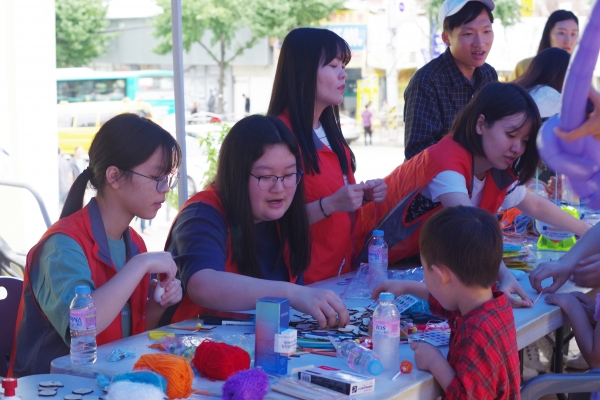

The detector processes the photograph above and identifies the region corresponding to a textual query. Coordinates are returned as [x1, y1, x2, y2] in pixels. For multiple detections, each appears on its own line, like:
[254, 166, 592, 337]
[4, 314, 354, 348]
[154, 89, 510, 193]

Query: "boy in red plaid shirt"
[374, 206, 520, 399]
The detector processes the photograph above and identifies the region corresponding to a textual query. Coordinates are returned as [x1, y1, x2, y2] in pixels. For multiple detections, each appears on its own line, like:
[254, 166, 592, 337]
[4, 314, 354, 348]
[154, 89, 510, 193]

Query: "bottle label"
[70, 308, 96, 331]
[373, 321, 399, 338]
[368, 248, 388, 264]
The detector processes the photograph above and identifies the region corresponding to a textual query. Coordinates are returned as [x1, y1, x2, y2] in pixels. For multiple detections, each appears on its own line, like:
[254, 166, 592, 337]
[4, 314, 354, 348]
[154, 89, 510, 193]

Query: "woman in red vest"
[268, 28, 388, 284]
[164, 115, 349, 328]
[12, 114, 183, 376]
[361, 82, 591, 307]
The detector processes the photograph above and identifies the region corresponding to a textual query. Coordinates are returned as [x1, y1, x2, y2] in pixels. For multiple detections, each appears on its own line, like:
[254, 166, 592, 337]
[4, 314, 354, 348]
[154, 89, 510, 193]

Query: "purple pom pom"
[221, 368, 269, 400]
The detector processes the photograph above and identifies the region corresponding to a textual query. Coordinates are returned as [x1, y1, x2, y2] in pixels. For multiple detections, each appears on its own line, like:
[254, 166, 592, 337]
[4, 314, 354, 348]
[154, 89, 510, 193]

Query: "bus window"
[76, 113, 97, 128]
[99, 111, 119, 125]
[57, 113, 74, 128]
[137, 76, 174, 100]
[56, 79, 126, 103]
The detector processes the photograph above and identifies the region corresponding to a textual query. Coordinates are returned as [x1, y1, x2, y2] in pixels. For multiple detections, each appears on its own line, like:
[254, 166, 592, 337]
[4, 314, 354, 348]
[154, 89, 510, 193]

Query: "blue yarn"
[112, 371, 167, 394]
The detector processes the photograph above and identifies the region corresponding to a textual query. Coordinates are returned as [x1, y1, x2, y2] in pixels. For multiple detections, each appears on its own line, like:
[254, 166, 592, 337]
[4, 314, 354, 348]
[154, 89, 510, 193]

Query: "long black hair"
[215, 115, 311, 279]
[537, 10, 578, 53]
[61, 113, 181, 219]
[268, 27, 355, 176]
[514, 47, 570, 93]
[451, 82, 541, 185]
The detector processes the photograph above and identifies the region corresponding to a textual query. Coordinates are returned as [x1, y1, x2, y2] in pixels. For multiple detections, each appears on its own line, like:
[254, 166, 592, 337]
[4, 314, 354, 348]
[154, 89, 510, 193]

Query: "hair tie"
[82, 166, 92, 178]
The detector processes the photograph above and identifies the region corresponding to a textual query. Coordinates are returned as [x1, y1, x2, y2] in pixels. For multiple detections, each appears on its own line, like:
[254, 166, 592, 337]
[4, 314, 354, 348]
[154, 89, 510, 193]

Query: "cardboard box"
[255, 297, 290, 375]
[298, 366, 376, 395]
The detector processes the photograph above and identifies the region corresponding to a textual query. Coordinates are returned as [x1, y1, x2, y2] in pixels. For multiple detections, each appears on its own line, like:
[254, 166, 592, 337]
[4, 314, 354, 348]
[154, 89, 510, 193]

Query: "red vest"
[169, 187, 296, 323]
[11, 199, 148, 376]
[278, 112, 355, 284]
[353, 135, 517, 264]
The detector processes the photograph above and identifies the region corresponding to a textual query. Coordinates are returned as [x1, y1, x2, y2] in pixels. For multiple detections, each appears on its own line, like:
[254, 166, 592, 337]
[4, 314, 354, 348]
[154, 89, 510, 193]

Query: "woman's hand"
[324, 183, 371, 214]
[130, 251, 178, 282]
[152, 278, 183, 308]
[363, 179, 387, 203]
[572, 254, 600, 288]
[290, 286, 350, 329]
[555, 87, 600, 141]
[529, 259, 574, 294]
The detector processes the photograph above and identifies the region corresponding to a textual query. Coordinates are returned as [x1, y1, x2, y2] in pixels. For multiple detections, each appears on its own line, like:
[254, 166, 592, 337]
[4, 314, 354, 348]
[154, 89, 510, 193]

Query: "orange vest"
[11, 198, 148, 376]
[353, 135, 516, 264]
[168, 187, 296, 323]
[278, 112, 356, 284]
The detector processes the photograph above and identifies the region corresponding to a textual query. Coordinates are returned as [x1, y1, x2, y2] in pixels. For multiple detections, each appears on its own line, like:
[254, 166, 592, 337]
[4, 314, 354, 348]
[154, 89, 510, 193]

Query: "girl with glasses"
[268, 28, 387, 284]
[12, 113, 183, 376]
[163, 115, 349, 328]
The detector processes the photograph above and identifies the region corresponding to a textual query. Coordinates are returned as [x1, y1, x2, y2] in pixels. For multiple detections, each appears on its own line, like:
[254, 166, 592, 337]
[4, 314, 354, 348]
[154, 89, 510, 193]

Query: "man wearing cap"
[403, 0, 497, 160]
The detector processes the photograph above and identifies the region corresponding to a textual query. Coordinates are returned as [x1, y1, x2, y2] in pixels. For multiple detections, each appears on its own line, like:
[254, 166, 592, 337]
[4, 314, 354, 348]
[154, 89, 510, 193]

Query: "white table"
[51, 248, 584, 400]
[2, 374, 103, 398]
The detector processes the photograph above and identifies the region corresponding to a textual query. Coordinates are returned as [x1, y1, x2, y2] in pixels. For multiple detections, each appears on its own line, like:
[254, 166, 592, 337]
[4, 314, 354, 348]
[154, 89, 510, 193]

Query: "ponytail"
[60, 167, 91, 219]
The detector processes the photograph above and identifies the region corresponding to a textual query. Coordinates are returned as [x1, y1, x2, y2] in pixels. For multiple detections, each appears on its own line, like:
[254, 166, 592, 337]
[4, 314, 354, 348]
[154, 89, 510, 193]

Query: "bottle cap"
[75, 285, 91, 295]
[372, 230, 384, 237]
[2, 378, 17, 396]
[368, 359, 383, 376]
[379, 292, 394, 302]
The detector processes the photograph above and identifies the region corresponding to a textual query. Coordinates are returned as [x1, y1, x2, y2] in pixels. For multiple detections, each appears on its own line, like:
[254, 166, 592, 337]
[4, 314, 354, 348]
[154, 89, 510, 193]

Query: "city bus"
[56, 68, 175, 119]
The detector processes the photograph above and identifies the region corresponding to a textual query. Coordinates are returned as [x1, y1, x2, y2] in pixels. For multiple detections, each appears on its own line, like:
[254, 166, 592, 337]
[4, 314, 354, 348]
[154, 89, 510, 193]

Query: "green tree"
[55, 0, 115, 67]
[153, 0, 343, 114]
[424, 0, 521, 57]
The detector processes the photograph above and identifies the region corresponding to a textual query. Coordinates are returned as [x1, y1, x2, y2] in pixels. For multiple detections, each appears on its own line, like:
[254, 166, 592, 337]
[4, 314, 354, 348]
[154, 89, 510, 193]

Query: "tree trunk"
[217, 34, 226, 115]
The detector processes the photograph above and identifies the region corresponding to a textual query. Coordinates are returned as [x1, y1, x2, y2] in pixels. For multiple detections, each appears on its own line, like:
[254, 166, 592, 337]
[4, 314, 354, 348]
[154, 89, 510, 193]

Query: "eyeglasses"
[250, 171, 303, 190]
[125, 170, 180, 192]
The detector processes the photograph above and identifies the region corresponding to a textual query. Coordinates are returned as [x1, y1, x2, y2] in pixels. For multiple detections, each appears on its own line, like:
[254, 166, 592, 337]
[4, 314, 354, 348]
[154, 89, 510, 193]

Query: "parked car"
[339, 113, 360, 144]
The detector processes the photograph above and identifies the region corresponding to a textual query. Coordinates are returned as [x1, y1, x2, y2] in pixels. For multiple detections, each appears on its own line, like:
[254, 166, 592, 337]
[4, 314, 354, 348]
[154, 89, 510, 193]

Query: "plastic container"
[69, 285, 97, 365]
[372, 292, 400, 374]
[368, 230, 388, 290]
[333, 339, 383, 376]
[1, 378, 22, 400]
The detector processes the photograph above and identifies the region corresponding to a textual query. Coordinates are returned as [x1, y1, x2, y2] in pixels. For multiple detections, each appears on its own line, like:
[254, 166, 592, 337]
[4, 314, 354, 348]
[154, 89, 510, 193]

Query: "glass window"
[57, 113, 74, 128]
[76, 113, 97, 127]
[137, 76, 174, 100]
[99, 112, 119, 125]
[56, 79, 126, 103]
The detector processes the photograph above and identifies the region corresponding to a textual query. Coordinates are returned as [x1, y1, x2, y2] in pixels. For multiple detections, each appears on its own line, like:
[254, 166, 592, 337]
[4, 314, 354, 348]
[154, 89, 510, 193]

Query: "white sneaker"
[537, 335, 555, 362]
[522, 366, 539, 381]
[524, 342, 549, 373]
[565, 353, 590, 370]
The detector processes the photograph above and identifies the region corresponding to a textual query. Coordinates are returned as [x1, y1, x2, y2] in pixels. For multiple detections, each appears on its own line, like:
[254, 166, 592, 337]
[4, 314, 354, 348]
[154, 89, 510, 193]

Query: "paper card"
[275, 328, 297, 355]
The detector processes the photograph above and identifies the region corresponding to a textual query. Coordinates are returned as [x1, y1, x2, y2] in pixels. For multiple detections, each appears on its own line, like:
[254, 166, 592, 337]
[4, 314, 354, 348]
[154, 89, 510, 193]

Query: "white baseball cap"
[438, 0, 495, 28]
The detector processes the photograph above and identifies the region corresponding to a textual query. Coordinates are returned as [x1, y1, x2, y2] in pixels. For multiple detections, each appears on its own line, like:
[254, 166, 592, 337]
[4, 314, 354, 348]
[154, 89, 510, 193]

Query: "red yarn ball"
[192, 341, 251, 380]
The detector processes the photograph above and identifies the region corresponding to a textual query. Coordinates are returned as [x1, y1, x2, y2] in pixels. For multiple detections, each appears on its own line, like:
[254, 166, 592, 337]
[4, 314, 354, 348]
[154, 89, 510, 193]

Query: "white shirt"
[422, 171, 526, 210]
[314, 124, 348, 185]
[529, 85, 561, 119]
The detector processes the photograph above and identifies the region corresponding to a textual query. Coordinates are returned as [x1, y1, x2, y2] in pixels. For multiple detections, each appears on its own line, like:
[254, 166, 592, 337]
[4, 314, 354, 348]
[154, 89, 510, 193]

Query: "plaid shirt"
[428, 291, 520, 399]
[403, 48, 498, 160]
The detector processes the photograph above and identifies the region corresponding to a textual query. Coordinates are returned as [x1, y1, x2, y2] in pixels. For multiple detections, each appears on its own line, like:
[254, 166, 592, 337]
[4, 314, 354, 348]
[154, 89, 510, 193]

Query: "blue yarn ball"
[112, 371, 167, 394]
[221, 368, 269, 400]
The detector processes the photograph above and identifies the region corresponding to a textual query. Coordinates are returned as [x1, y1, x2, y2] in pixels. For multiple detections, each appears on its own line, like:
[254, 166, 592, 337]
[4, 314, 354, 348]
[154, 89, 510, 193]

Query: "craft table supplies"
[255, 297, 290, 375]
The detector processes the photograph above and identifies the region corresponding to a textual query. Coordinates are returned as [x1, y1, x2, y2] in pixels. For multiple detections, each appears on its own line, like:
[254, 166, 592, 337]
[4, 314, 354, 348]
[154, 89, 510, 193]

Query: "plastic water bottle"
[368, 230, 388, 290]
[334, 339, 383, 376]
[69, 285, 97, 365]
[372, 292, 400, 374]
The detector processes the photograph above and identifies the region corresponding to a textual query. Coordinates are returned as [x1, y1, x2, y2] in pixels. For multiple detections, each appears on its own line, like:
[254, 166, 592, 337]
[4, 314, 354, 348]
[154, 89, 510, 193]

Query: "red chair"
[0, 277, 23, 377]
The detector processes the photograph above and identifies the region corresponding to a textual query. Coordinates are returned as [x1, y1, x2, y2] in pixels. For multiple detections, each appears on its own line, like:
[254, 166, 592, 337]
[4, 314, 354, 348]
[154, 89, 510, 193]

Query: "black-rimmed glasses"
[125, 170, 180, 192]
[250, 171, 304, 190]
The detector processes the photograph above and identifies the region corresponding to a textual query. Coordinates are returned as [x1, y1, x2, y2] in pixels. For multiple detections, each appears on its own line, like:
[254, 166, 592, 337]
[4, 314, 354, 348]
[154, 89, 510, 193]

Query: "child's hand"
[410, 341, 444, 371]
[372, 280, 407, 299]
[570, 292, 596, 325]
[545, 292, 580, 313]
[151, 278, 182, 308]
